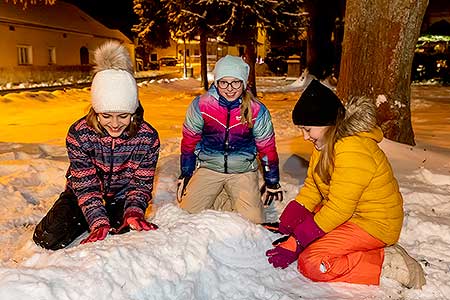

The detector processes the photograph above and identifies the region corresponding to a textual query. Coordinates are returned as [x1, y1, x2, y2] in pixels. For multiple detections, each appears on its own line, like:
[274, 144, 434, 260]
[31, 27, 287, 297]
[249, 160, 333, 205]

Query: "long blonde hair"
[315, 96, 378, 184]
[315, 106, 345, 184]
[240, 89, 255, 128]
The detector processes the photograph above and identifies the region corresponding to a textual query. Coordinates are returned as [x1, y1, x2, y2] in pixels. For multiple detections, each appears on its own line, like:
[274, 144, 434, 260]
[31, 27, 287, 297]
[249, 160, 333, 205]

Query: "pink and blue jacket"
[180, 86, 280, 185]
[65, 118, 160, 230]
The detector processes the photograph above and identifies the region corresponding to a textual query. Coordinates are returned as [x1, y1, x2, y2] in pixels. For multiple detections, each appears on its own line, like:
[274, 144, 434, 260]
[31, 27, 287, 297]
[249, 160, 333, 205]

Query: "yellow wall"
[0, 23, 133, 67]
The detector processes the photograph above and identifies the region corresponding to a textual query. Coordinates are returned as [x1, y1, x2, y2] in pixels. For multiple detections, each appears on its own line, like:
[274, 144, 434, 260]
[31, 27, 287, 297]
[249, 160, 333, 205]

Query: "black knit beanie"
[292, 79, 344, 126]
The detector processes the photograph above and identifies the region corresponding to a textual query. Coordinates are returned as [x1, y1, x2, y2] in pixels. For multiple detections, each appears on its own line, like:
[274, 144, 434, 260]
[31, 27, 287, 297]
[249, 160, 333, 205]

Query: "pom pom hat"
[292, 79, 344, 126]
[90, 41, 138, 114]
[214, 55, 250, 89]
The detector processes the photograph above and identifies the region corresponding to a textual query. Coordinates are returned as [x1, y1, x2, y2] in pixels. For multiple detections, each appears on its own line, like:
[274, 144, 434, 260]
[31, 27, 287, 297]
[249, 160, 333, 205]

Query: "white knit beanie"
[90, 41, 138, 114]
[214, 55, 250, 89]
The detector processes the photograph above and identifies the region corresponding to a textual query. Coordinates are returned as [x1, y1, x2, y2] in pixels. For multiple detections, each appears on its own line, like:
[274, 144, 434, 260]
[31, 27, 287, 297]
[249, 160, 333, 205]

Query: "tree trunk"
[337, 0, 428, 145]
[200, 29, 208, 90]
[305, 0, 342, 79]
[245, 41, 257, 96]
[244, 23, 258, 97]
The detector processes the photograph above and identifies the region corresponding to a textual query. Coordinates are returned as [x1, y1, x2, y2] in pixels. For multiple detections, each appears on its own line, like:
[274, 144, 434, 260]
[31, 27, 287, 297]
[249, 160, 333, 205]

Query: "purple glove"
[80, 225, 110, 244]
[262, 201, 315, 234]
[112, 211, 158, 234]
[266, 235, 303, 269]
[291, 206, 326, 248]
[274, 200, 326, 248]
[278, 200, 314, 235]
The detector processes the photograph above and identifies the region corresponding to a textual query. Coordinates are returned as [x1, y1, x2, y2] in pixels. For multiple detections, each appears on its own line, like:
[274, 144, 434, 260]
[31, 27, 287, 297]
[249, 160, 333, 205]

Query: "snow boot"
[381, 244, 426, 289]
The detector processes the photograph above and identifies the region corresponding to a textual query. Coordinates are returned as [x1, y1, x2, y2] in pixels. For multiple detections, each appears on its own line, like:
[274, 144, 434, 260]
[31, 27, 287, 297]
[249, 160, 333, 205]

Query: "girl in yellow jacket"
[265, 80, 425, 288]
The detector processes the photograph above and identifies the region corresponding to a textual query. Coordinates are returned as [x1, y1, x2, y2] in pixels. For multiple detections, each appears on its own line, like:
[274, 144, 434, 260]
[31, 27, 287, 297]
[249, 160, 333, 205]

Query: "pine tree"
[216, 0, 304, 95]
[133, 0, 304, 93]
[133, 0, 171, 50]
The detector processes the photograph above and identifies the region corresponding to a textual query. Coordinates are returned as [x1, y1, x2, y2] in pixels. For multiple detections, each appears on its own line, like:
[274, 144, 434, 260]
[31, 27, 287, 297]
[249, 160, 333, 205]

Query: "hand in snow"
[112, 211, 158, 234]
[80, 225, 110, 244]
[266, 235, 303, 269]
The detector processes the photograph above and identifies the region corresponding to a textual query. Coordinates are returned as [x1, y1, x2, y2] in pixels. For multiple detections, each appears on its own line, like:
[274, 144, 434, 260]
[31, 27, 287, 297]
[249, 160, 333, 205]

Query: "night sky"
[61, 0, 450, 40]
[62, 0, 138, 39]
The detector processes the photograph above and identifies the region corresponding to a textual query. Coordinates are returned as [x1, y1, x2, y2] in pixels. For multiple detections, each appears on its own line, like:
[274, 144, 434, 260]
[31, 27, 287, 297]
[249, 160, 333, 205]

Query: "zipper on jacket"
[224, 108, 231, 173]
[104, 138, 115, 197]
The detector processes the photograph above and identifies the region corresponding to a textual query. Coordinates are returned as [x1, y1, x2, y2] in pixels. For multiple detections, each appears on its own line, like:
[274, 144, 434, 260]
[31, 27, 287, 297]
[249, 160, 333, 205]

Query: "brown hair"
[315, 106, 345, 184]
[86, 101, 145, 138]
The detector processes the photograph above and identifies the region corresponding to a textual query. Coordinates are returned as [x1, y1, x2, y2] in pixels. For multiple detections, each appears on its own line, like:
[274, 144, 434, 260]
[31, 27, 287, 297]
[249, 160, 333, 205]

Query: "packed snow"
[0, 77, 449, 300]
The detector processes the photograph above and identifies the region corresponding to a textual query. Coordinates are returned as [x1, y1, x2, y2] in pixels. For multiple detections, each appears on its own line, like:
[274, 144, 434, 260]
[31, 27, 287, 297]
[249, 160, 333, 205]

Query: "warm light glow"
[4, 0, 56, 9]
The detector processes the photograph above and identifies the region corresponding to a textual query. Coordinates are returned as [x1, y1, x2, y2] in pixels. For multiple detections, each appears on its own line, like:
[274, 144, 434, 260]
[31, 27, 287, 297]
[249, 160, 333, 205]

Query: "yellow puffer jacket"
[295, 104, 404, 245]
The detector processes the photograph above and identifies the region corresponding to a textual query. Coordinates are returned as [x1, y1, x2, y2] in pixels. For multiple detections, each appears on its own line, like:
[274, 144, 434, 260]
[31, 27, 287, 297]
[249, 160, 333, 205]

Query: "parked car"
[147, 61, 160, 70]
[159, 57, 178, 66]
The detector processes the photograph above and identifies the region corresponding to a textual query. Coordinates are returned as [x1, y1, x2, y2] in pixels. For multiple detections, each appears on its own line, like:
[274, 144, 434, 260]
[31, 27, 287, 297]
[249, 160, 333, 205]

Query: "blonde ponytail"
[240, 90, 254, 128]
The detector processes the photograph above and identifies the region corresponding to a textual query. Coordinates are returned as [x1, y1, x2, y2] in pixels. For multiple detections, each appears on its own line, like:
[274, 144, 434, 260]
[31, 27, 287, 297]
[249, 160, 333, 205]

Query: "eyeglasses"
[217, 80, 243, 90]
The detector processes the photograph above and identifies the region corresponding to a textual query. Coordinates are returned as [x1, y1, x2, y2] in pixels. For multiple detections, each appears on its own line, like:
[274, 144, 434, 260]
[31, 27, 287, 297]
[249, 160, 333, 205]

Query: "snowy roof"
[0, 1, 131, 43]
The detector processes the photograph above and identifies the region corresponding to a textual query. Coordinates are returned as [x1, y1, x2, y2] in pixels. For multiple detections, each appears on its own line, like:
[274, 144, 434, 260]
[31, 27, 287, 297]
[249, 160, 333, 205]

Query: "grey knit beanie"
[214, 55, 250, 89]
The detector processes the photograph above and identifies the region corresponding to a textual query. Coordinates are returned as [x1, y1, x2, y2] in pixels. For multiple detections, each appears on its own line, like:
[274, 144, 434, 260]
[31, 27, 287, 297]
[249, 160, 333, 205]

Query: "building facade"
[0, 1, 133, 78]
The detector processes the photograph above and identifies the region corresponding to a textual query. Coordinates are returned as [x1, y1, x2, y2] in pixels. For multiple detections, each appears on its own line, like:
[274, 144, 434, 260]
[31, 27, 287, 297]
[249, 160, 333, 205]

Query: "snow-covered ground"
[0, 77, 449, 300]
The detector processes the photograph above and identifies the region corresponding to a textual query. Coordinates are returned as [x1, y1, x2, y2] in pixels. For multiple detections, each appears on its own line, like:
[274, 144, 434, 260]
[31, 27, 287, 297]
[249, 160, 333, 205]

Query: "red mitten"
[80, 225, 110, 244]
[113, 211, 158, 233]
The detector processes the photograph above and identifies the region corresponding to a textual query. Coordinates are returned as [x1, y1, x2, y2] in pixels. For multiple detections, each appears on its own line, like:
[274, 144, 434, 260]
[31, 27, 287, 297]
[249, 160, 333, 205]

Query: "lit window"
[48, 47, 56, 64]
[17, 45, 32, 65]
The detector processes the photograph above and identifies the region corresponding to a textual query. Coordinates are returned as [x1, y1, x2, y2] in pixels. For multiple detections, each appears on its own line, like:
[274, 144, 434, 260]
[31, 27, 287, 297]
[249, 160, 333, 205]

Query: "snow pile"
[0, 79, 449, 299]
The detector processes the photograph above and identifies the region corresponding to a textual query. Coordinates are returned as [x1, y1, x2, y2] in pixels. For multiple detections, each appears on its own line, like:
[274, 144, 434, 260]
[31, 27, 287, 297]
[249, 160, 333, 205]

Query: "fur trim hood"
[336, 96, 378, 140]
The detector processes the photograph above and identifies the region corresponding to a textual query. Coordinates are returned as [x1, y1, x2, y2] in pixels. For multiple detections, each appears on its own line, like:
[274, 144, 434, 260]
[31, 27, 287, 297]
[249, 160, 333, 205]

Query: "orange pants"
[298, 222, 385, 285]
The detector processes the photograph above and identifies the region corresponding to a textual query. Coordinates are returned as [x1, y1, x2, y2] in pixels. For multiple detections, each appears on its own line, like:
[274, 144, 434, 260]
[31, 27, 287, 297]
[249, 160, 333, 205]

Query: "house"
[421, 0, 450, 35]
[0, 1, 134, 84]
[148, 25, 269, 69]
[412, 0, 450, 82]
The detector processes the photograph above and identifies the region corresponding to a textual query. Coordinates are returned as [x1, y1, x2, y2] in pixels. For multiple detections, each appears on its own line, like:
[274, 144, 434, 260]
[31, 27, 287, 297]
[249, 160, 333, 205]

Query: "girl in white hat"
[33, 41, 160, 250]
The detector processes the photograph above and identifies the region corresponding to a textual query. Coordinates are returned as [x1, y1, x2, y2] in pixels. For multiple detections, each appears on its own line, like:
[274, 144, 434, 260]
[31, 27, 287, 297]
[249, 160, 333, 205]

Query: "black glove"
[271, 235, 290, 246]
[177, 175, 191, 202]
[261, 222, 282, 234]
[260, 183, 283, 206]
